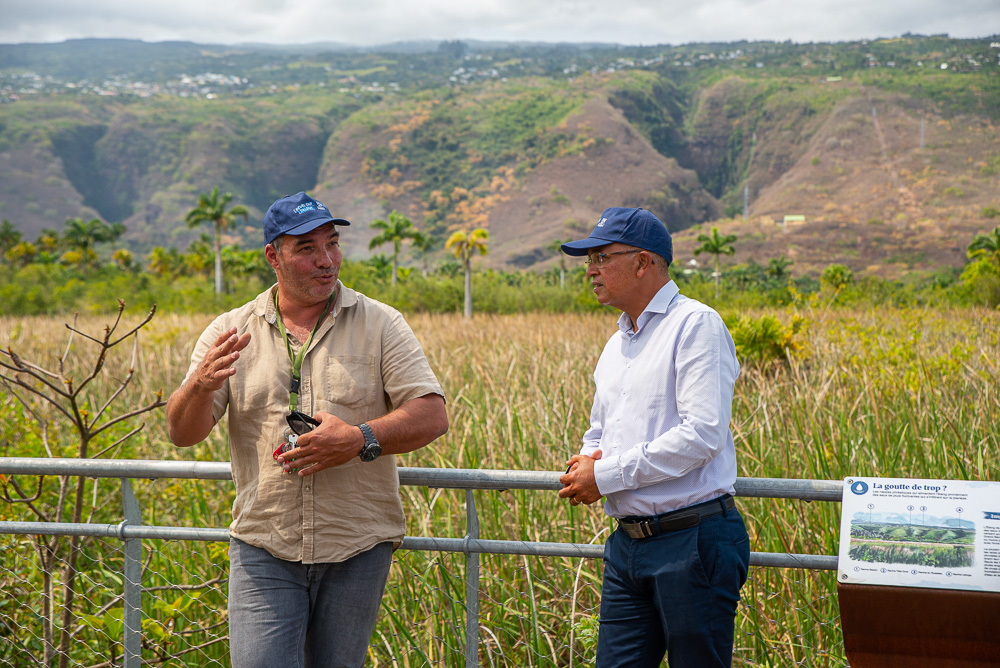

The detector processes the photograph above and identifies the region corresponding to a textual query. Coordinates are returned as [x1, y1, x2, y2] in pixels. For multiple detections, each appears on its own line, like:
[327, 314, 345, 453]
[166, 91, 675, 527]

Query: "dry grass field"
[1, 305, 998, 665]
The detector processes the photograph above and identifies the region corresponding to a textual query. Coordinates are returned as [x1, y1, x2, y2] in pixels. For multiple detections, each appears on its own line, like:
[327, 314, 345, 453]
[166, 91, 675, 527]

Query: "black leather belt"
[617, 495, 735, 540]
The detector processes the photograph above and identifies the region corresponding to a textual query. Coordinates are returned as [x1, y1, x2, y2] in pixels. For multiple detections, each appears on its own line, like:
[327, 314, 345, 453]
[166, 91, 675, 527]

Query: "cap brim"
[285, 216, 351, 237]
[560, 236, 612, 256]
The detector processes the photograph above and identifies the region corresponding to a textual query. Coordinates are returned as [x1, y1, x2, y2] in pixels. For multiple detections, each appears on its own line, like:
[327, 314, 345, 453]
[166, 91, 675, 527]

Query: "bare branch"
[83, 635, 229, 668]
[2, 475, 47, 516]
[0, 374, 75, 423]
[1, 349, 61, 380]
[39, 417, 54, 459]
[59, 313, 78, 376]
[108, 304, 157, 348]
[61, 326, 105, 346]
[2, 475, 52, 526]
[54, 474, 71, 525]
[90, 366, 134, 428]
[176, 619, 229, 636]
[91, 423, 145, 459]
[0, 617, 44, 667]
[89, 399, 165, 440]
[69, 304, 153, 400]
[107, 300, 126, 340]
[145, 573, 227, 593]
[1, 354, 72, 400]
[69, 345, 109, 398]
[128, 330, 139, 370]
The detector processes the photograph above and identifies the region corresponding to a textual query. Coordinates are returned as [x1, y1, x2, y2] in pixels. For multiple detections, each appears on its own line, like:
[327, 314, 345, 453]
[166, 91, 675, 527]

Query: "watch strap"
[357, 422, 381, 462]
[358, 422, 376, 445]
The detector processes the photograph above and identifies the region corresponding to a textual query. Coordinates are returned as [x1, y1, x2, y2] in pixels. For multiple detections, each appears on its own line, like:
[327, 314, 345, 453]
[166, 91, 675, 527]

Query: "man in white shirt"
[558, 207, 750, 668]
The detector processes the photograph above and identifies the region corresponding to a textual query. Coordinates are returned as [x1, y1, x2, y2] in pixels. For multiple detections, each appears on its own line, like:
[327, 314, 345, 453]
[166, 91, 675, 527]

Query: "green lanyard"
[273, 289, 337, 412]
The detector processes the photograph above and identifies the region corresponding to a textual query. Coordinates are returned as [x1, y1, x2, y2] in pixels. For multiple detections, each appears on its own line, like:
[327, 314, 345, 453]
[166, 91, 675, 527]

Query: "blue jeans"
[596, 505, 750, 668]
[228, 538, 393, 668]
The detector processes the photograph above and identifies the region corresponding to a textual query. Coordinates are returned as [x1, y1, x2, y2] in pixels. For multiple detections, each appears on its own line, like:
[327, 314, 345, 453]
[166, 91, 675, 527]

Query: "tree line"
[2, 189, 999, 317]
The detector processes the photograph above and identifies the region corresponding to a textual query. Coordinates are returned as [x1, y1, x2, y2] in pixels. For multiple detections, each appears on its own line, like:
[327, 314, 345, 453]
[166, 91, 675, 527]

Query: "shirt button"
[304, 486, 311, 492]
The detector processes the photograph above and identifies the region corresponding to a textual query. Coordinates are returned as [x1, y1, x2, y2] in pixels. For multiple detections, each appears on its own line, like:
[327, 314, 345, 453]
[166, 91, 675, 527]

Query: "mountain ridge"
[1, 36, 997, 279]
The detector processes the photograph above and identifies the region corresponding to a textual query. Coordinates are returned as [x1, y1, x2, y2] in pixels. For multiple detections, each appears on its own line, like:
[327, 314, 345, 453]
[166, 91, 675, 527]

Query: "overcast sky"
[2, 0, 998, 47]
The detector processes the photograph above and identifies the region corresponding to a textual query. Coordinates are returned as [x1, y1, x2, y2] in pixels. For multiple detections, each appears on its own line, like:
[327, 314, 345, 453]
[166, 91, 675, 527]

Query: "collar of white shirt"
[616, 280, 680, 336]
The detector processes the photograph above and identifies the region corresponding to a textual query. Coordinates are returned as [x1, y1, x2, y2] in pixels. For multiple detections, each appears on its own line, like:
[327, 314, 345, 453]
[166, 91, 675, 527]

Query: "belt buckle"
[622, 518, 658, 539]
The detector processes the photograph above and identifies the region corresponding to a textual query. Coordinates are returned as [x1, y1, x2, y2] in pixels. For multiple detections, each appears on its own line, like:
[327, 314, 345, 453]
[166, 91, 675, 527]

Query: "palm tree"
[766, 255, 793, 279]
[366, 254, 393, 281]
[968, 226, 1000, 265]
[369, 210, 421, 286]
[446, 228, 489, 319]
[183, 234, 215, 277]
[821, 263, 854, 293]
[185, 186, 249, 294]
[694, 226, 738, 300]
[147, 246, 181, 278]
[111, 248, 134, 271]
[546, 238, 569, 288]
[61, 217, 118, 271]
[35, 228, 59, 254]
[226, 247, 274, 286]
[411, 231, 438, 277]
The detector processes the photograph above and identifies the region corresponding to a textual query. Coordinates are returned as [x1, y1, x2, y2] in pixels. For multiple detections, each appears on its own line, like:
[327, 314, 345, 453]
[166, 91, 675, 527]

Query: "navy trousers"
[596, 505, 750, 668]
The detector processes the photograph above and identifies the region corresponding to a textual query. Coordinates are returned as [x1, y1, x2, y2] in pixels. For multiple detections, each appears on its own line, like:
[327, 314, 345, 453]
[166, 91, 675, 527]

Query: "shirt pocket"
[321, 354, 379, 415]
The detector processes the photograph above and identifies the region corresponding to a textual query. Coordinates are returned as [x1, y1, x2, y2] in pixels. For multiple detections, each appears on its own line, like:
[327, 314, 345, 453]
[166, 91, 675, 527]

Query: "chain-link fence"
[0, 459, 845, 667]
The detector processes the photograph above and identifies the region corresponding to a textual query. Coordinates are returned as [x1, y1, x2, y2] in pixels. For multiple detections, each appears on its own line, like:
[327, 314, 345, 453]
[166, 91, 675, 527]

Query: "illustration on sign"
[838, 477, 1000, 593]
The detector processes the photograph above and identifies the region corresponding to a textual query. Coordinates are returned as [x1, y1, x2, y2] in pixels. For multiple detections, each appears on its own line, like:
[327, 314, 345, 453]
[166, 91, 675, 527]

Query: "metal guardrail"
[0, 457, 843, 666]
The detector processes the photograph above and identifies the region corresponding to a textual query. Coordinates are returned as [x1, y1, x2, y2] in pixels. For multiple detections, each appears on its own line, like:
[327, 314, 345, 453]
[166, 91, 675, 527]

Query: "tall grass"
[1, 304, 998, 666]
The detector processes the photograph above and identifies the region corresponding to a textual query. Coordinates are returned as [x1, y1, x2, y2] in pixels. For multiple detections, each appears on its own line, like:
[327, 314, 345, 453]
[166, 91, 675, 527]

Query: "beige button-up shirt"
[183, 283, 444, 563]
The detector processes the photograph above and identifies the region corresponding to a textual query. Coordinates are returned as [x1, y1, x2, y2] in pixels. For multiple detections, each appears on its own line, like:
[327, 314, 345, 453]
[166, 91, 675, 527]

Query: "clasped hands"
[558, 449, 603, 507]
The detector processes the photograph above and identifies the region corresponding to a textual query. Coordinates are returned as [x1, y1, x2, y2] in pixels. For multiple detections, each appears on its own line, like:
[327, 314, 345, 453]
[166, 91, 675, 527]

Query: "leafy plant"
[728, 313, 806, 369]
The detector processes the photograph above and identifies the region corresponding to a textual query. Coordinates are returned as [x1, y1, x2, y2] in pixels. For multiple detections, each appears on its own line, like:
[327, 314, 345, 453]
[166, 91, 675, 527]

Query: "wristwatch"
[357, 422, 382, 462]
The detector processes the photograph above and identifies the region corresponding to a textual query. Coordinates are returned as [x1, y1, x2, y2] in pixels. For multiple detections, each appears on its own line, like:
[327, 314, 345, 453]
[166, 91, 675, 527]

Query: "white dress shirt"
[585, 280, 740, 518]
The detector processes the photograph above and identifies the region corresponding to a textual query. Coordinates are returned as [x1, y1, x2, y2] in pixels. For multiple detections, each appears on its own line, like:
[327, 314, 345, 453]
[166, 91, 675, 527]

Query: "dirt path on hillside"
[866, 92, 919, 214]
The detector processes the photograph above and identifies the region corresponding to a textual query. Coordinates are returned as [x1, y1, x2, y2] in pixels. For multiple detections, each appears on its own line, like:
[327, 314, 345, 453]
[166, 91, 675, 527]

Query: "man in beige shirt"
[166, 192, 448, 668]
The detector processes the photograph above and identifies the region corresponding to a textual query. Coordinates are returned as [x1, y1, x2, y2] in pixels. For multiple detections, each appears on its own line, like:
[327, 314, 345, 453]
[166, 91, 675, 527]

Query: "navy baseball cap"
[561, 207, 672, 265]
[263, 192, 350, 246]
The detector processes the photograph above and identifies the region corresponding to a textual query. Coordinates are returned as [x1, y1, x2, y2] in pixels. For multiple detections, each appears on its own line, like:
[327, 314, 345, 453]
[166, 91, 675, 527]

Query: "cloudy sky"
[2, 0, 998, 47]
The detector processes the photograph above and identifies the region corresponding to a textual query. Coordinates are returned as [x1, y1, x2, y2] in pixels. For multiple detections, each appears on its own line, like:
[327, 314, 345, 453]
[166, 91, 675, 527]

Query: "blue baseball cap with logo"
[561, 207, 672, 265]
[263, 192, 350, 246]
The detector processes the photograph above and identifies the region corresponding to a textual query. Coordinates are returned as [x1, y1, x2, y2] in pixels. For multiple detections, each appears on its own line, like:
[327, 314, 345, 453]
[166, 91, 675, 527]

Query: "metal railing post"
[464, 489, 480, 668]
[120, 478, 142, 668]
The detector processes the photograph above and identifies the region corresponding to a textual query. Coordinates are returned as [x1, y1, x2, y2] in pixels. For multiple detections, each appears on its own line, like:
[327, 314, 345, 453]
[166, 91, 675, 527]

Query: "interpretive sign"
[838, 477, 1000, 593]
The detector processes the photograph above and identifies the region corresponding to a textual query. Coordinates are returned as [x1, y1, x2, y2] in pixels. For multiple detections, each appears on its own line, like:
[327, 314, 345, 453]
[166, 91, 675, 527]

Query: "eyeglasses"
[585, 250, 641, 266]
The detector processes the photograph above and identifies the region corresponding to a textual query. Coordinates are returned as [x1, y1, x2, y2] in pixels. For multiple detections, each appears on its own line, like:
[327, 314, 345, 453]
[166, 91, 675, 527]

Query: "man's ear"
[264, 244, 280, 271]
[635, 251, 655, 278]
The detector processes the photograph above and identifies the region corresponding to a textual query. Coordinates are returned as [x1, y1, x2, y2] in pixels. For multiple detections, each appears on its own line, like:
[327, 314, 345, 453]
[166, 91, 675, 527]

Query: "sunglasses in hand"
[286, 411, 320, 435]
[273, 411, 321, 462]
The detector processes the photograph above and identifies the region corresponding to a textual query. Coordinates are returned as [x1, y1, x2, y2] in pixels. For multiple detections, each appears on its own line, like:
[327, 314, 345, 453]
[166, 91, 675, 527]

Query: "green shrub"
[726, 313, 806, 369]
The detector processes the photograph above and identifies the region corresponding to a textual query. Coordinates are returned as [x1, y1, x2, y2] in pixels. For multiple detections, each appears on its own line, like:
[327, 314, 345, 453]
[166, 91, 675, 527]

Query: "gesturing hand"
[194, 327, 251, 391]
[277, 411, 365, 476]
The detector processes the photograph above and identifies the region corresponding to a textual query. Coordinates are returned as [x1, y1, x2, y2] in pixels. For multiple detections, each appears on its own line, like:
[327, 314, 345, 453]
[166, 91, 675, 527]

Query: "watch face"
[360, 442, 382, 462]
